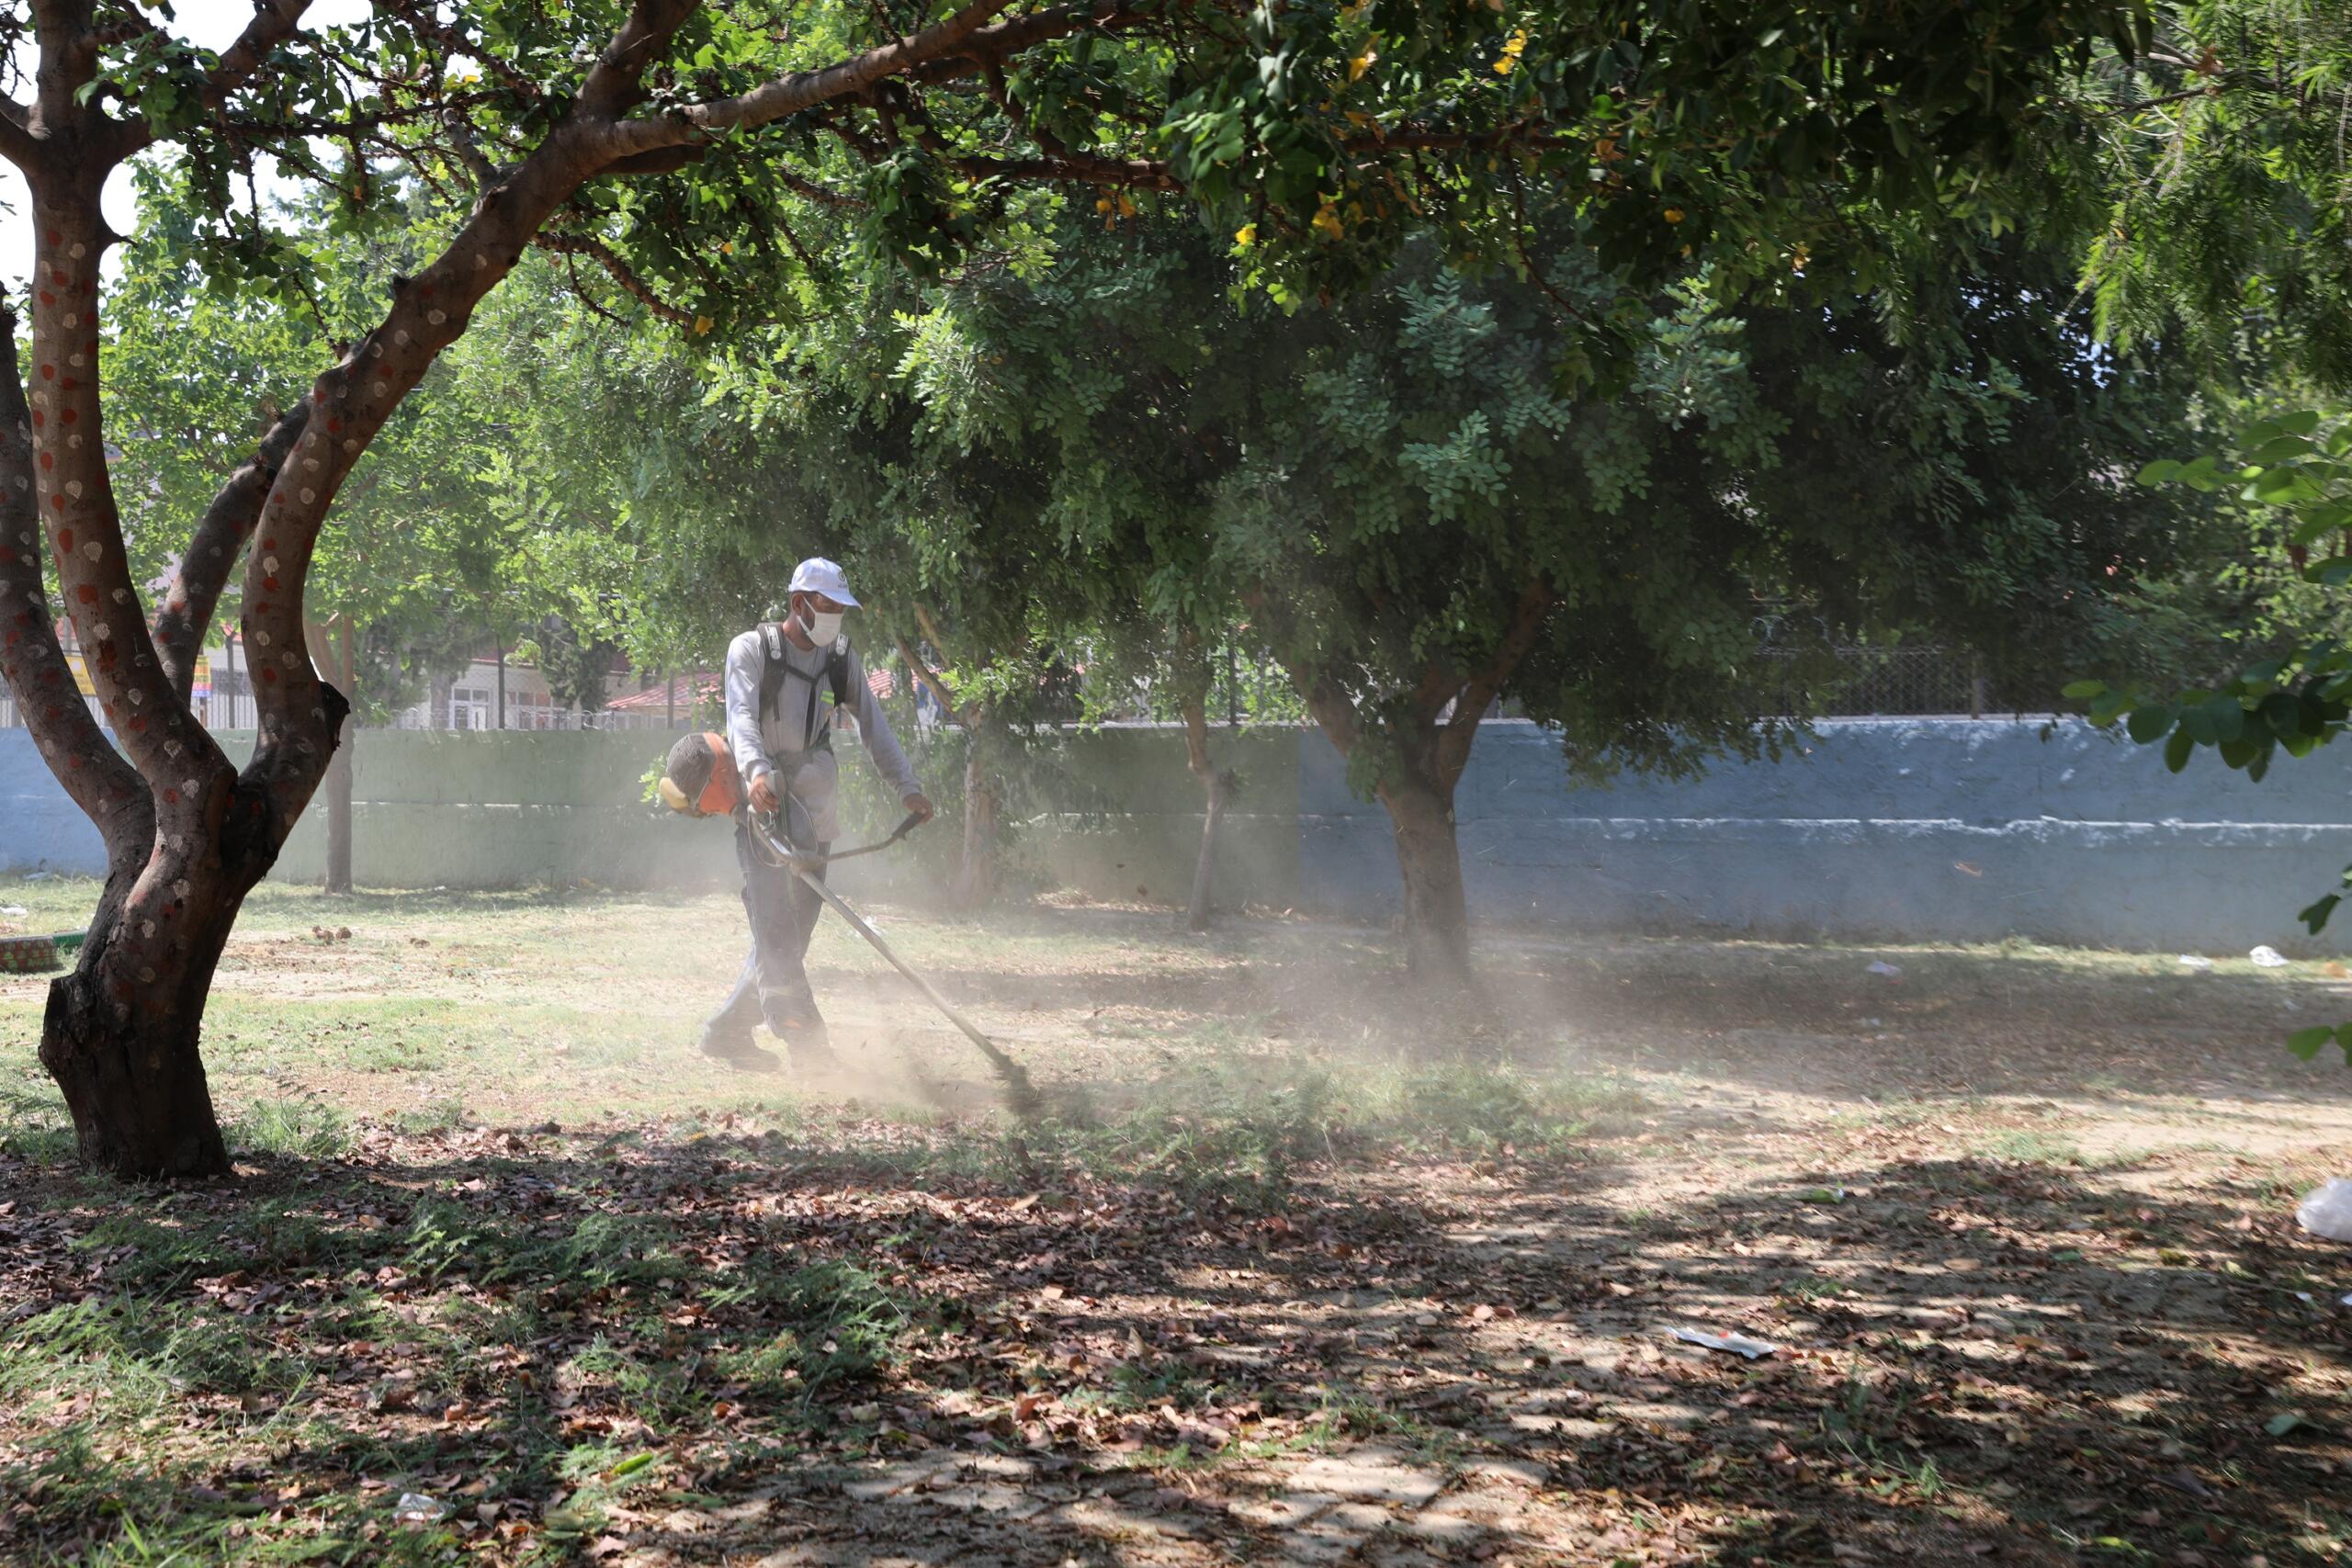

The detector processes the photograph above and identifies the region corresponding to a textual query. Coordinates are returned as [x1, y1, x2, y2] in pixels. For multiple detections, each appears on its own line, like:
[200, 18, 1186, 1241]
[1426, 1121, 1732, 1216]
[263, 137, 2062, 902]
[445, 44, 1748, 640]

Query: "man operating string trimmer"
[700, 558, 932, 1074]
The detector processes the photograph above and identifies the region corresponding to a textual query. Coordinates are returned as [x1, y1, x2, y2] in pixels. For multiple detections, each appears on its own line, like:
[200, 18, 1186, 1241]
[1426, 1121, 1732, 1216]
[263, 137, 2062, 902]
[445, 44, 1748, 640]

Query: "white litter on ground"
[2296, 1179, 2352, 1243]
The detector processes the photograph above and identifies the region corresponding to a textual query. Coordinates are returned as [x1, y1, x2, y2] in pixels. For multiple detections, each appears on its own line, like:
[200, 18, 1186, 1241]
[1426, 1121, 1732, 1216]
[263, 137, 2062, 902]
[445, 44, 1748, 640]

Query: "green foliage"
[2072, 409, 2352, 783]
[2062, 3, 2352, 390]
[718, 1260, 917, 1404]
[2073, 407, 2352, 1062]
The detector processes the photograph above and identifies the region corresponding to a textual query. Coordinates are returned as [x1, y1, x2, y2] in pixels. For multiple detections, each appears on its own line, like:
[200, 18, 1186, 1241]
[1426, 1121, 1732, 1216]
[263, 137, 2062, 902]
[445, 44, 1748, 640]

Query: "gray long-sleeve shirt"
[724, 626, 920, 842]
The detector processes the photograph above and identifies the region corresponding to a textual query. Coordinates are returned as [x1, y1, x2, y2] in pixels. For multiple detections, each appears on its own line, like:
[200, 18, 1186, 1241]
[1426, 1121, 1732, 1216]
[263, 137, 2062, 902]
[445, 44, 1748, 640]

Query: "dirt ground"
[2, 879, 2349, 1566]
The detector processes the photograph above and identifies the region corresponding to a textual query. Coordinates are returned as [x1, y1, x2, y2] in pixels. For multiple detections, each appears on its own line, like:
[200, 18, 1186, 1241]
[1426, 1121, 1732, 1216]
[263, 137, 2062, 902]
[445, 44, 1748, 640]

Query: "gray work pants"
[703, 812, 828, 1045]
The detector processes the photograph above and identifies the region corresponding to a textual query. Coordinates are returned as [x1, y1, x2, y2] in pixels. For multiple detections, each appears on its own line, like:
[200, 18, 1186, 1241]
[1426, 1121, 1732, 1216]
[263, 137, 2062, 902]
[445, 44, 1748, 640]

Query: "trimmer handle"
[889, 810, 928, 842]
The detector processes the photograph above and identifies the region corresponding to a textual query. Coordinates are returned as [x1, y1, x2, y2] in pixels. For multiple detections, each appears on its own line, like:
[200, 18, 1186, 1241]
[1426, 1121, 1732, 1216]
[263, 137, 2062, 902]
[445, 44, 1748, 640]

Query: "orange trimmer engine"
[658, 731, 743, 818]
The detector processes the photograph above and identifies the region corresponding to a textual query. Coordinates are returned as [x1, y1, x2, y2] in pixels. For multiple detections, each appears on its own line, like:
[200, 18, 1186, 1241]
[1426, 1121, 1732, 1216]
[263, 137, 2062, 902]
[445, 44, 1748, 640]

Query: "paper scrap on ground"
[1668, 1326, 1784, 1359]
[1866, 961, 1902, 977]
[2178, 954, 2214, 970]
[2251, 945, 2291, 968]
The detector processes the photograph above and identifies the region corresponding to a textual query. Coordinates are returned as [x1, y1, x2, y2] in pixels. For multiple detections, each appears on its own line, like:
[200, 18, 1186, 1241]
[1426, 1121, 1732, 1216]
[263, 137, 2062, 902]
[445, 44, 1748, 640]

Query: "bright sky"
[0, 0, 371, 291]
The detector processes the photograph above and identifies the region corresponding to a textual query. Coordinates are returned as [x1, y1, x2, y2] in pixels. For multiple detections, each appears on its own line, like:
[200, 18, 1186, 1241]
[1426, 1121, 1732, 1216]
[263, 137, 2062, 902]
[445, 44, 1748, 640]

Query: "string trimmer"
[0, 930, 83, 976]
[749, 807, 1043, 1121]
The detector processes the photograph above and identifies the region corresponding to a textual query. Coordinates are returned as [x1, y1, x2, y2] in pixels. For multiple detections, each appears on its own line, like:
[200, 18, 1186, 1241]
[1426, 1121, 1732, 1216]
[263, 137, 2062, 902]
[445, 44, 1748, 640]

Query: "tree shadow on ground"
[3, 1104, 2347, 1565]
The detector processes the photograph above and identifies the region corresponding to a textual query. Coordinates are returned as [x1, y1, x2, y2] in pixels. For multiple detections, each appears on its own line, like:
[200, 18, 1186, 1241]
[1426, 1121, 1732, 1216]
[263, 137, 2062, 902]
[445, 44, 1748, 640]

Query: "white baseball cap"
[788, 557, 861, 608]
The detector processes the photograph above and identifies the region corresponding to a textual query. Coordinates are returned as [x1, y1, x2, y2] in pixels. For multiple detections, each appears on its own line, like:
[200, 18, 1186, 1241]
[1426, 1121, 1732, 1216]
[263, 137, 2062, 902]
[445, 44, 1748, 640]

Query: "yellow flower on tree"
[1349, 46, 1378, 82]
[1494, 28, 1526, 74]
[1235, 223, 1258, 247]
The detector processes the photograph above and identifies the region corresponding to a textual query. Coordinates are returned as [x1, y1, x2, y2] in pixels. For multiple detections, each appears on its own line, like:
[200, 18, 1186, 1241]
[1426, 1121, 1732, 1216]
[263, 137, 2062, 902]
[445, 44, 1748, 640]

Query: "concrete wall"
[7, 718, 2351, 951]
[1298, 720, 2352, 952]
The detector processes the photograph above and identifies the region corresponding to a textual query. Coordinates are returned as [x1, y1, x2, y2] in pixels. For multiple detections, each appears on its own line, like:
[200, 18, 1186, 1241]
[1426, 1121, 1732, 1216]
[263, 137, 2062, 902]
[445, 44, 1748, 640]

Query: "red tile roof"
[607, 672, 722, 712]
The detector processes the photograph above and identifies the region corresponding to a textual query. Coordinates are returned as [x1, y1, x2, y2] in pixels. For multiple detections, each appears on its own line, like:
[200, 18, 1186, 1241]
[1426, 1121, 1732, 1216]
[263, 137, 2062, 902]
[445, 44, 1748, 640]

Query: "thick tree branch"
[1434, 580, 1553, 791]
[204, 0, 312, 111]
[580, 0, 699, 117]
[901, 0, 1160, 88]
[153, 402, 311, 705]
[0, 302, 147, 847]
[1409, 661, 1459, 728]
[897, 633, 962, 719]
[31, 0, 99, 132]
[233, 0, 695, 822]
[28, 174, 227, 800]
[599, 0, 1134, 166]
[0, 98, 37, 170]
[1244, 584, 1359, 759]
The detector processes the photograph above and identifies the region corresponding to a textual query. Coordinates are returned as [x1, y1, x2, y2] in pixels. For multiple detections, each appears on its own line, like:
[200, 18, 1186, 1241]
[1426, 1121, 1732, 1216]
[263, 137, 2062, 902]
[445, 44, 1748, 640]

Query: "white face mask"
[798, 605, 845, 645]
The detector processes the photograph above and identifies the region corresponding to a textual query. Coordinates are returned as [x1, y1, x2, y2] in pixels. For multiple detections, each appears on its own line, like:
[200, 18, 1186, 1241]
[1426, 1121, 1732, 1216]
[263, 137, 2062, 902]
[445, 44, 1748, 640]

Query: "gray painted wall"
[6, 718, 2347, 952]
[1299, 719, 2352, 952]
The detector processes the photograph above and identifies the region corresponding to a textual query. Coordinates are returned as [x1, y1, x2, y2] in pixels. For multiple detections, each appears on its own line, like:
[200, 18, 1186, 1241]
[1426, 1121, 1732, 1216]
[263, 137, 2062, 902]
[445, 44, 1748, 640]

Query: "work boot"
[768, 990, 842, 1075]
[785, 1020, 842, 1076]
[699, 1031, 782, 1075]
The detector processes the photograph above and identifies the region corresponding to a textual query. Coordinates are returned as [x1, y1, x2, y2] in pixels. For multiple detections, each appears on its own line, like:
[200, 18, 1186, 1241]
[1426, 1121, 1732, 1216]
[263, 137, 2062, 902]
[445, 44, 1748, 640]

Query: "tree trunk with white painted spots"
[0, 0, 1185, 1176]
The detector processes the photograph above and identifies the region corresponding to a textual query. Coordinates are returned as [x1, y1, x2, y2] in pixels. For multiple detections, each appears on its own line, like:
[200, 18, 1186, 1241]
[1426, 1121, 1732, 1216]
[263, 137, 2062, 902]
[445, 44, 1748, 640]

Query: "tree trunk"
[1181, 697, 1226, 932]
[950, 710, 1000, 910]
[311, 618, 356, 895]
[1379, 775, 1474, 989]
[38, 855, 254, 1179]
[322, 716, 355, 894]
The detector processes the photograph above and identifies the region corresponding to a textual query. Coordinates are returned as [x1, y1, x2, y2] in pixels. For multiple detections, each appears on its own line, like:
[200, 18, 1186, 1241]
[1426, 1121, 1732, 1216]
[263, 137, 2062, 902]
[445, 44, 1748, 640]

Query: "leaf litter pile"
[1, 895, 2349, 1565]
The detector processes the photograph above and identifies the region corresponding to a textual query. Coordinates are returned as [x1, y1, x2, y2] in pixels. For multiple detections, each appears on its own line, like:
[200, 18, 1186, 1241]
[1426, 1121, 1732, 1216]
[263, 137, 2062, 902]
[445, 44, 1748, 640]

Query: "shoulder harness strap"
[759, 627, 854, 750]
[757, 623, 789, 722]
[805, 635, 851, 750]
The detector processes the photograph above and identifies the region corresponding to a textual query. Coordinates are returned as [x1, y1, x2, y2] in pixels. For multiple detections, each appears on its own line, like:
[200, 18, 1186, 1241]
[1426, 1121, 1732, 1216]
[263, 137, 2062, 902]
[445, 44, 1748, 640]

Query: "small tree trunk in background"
[322, 733, 355, 894]
[308, 619, 357, 895]
[1380, 774, 1475, 989]
[494, 636, 508, 729]
[1182, 697, 1226, 931]
[951, 708, 1001, 910]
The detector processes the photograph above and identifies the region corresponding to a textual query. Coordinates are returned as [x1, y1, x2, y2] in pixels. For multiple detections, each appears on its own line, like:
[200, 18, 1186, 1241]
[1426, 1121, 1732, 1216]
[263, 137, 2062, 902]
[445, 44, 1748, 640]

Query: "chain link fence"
[1754, 647, 2062, 717]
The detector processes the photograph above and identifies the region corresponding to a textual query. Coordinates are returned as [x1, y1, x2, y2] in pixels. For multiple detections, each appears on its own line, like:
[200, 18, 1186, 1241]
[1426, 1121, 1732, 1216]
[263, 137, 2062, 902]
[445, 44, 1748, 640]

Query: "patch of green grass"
[393, 1097, 470, 1134]
[988, 1056, 1638, 1211]
[719, 1259, 921, 1410]
[1778, 1275, 1846, 1304]
[1972, 1128, 2088, 1166]
[228, 1096, 353, 1158]
[0, 1081, 74, 1164]
[1065, 1360, 1228, 1416]
[1350, 1062, 1645, 1155]
[77, 1198, 381, 1292]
